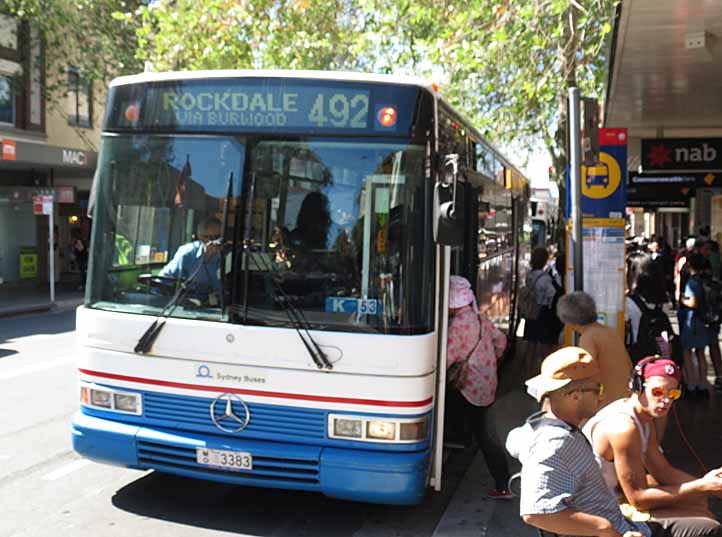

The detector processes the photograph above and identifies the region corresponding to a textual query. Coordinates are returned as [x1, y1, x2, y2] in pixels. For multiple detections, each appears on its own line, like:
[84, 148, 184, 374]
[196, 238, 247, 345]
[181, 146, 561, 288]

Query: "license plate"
[196, 447, 252, 471]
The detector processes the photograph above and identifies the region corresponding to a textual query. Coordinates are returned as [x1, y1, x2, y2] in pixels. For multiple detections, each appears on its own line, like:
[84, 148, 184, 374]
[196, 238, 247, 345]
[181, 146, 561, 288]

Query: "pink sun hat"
[449, 275, 478, 312]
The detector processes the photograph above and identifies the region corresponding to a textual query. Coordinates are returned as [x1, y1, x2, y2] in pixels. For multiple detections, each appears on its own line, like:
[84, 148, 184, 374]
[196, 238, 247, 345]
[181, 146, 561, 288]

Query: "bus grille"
[142, 392, 326, 441]
[137, 440, 320, 485]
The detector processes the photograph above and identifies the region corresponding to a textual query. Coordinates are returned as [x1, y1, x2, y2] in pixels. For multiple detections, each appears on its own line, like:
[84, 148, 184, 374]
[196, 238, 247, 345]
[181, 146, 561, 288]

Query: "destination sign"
[106, 79, 421, 134]
[159, 86, 370, 129]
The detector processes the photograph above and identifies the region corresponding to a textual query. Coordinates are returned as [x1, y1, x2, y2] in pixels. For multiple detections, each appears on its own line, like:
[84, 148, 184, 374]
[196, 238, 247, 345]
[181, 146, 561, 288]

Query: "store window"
[67, 66, 91, 127]
[0, 74, 14, 124]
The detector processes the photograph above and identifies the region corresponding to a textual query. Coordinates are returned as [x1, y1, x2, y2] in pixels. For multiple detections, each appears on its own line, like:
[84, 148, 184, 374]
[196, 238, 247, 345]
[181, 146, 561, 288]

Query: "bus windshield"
[87, 134, 434, 334]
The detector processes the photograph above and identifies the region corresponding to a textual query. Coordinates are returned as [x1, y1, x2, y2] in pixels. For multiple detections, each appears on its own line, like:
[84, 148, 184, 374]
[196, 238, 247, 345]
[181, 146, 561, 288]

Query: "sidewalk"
[0, 280, 85, 318]
[433, 342, 722, 537]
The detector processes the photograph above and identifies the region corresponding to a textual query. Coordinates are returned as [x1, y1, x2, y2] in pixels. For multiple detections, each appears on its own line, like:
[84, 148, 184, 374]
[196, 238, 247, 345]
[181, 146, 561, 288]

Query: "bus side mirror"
[433, 154, 464, 246]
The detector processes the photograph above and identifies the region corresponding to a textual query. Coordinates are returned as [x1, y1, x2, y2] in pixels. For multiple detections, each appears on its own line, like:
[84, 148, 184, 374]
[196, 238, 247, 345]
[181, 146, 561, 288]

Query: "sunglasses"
[649, 386, 682, 400]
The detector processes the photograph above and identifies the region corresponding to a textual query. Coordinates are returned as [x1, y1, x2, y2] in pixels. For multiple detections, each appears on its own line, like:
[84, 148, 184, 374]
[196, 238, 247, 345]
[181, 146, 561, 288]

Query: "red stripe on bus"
[78, 368, 434, 408]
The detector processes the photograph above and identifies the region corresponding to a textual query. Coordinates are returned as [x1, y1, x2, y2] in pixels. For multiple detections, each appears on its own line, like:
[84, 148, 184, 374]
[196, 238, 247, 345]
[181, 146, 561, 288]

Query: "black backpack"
[699, 274, 722, 326]
[627, 294, 678, 364]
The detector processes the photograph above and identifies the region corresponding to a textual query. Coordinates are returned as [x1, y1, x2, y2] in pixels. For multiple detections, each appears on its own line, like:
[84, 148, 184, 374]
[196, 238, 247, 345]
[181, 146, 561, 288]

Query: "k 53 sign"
[642, 138, 722, 171]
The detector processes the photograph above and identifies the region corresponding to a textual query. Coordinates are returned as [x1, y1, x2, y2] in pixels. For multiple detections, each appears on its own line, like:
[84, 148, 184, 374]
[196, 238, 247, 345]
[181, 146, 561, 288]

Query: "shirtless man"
[556, 292, 633, 407]
[583, 356, 722, 537]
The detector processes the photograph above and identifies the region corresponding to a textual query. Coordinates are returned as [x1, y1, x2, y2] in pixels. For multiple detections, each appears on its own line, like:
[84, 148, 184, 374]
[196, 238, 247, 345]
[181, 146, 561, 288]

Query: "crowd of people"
[445, 238, 722, 537]
[625, 231, 722, 396]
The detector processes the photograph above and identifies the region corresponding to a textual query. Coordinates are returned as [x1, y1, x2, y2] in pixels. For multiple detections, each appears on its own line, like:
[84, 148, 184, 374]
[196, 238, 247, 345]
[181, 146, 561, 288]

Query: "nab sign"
[641, 138, 722, 172]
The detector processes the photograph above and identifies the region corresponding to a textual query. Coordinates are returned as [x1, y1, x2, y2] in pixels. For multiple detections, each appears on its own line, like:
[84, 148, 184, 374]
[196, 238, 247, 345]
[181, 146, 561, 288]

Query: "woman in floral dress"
[447, 275, 512, 499]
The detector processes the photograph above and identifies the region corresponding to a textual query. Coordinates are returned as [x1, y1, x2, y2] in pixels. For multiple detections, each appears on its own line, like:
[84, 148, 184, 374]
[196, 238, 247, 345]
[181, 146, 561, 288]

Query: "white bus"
[73, 70, 530, 504]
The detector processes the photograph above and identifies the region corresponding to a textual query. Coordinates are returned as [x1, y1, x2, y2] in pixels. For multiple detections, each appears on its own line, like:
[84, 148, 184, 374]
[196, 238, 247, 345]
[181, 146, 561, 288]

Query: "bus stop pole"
[569, 88, 583, 293]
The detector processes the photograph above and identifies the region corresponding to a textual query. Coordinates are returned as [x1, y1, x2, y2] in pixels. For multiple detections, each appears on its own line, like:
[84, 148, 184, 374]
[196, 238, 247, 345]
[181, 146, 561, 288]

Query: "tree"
[425, 0, 617, 208]
[125, 0, 367, 72]
[127, 1, 616, 195]
[4, 0, 144, 148]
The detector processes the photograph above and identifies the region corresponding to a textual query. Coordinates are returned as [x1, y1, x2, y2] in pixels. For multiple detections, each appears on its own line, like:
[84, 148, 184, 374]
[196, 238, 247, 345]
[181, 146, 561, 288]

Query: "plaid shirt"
[519, 415, 651, 537]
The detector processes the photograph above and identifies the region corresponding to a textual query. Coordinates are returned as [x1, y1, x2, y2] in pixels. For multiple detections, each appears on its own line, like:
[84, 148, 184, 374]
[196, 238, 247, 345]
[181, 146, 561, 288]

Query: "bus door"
[445, 182, 479, 446]
[430, 181, 478, 491]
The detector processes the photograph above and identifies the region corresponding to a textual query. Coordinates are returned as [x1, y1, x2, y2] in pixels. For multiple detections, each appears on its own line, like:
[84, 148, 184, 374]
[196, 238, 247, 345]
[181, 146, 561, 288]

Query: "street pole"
[48, 194, 55, 303]
[569, 87, 583, 293]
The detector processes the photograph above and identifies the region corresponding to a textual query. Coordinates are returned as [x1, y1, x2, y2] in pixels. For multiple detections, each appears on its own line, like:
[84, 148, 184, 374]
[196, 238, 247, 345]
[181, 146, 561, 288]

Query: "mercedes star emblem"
[210, 393, 251, 433]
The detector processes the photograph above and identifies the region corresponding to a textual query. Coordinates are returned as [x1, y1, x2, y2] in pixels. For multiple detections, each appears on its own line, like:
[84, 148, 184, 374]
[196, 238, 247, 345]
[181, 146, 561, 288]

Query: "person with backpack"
[678, 253, 714, 398]
[625, 251, 677, 365]
[520, 246, 563, 378]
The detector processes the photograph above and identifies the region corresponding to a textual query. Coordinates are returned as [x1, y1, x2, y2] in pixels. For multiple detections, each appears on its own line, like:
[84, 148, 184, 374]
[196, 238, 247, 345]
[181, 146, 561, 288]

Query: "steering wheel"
[137, 273, 180, 295]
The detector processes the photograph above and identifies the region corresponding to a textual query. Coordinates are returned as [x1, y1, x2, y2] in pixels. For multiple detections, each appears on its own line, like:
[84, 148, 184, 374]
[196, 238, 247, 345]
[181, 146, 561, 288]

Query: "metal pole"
[569, 87, 583, 292]
[48, 194, 55, 303]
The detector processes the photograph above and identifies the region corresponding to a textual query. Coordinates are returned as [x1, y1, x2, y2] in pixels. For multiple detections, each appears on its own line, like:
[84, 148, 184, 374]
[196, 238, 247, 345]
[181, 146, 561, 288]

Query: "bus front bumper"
[71, 412, 431, 505]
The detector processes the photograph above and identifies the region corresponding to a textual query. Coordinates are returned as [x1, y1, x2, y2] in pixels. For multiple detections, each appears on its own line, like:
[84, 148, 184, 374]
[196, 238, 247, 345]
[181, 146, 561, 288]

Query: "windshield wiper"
[245, 248, 333, 370]
[134, 250, 210, 354]
[233, 168, 330, 369]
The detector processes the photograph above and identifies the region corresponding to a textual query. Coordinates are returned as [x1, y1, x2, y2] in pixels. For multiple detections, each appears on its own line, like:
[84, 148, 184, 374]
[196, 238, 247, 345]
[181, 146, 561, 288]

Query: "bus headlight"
[367, 421, 396, 440]
[114, 393, 141, 413]
[333, 418, 363, 438]
[90, 389, 112, 408]
[328, 414, 429, 443]
[79, 383, 142, 415]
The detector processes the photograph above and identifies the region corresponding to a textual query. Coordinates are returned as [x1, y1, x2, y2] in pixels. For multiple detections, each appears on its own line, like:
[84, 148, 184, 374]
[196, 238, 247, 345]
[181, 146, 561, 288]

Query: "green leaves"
[4, 0, 617, 186]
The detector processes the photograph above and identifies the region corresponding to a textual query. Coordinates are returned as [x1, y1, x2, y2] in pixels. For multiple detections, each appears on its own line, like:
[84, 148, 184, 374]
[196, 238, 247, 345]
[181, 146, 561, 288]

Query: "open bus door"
[429, 181, 478, 491]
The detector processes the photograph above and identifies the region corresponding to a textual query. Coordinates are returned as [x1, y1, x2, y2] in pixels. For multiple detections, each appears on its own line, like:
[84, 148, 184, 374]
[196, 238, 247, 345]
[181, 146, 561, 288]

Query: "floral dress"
[447, 306, 507, 407]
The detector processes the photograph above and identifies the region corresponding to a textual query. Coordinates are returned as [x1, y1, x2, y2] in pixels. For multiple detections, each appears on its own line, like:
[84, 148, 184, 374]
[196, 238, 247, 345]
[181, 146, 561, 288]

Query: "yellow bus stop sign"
[582, 151, 622, 199]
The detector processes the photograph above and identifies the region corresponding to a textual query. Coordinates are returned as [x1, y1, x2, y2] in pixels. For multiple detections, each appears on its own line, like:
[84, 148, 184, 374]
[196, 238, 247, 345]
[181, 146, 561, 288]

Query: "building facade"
[0, 13, 101, 286]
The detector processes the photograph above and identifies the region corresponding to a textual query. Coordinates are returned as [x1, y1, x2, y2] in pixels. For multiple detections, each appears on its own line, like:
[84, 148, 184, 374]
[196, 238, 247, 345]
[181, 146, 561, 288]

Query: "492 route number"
[308, 93, 369, 128]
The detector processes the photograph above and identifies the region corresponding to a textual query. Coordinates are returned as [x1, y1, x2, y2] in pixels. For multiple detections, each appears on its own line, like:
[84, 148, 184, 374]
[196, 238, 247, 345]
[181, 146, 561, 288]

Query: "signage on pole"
[566, 127, 628, 339]
[42, 195, 53, 215]
[2, 139, 16, 160]
[33, 195, 43, 215]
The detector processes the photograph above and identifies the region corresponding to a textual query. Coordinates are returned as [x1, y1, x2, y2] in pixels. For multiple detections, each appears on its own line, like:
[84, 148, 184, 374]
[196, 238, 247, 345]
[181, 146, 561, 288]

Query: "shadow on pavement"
[0, 308, 76, 343]
[111, 472, 373, 536]
[110, 446, 477, 536]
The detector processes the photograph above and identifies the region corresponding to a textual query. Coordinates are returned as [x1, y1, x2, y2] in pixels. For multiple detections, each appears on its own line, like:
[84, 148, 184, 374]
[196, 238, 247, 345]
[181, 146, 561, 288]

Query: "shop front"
[0, 137, 97, 288]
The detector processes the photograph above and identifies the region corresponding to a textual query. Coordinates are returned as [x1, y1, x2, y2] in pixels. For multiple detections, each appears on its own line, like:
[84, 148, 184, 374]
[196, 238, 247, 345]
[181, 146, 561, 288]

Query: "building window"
[67, 67, 91, 127]
[0, 74, 14, 124]
[0, 14, 19, 58]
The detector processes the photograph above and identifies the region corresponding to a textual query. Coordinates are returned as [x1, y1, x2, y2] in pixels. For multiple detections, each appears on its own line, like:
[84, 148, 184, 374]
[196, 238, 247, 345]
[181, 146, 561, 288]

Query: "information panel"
[566, 128, 628, 339]
[106, 79, 422, 135]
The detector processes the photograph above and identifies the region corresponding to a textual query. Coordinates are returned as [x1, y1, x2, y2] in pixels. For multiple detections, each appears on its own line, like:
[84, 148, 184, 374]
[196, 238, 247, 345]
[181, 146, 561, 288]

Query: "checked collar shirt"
[519, 414, 651, 537]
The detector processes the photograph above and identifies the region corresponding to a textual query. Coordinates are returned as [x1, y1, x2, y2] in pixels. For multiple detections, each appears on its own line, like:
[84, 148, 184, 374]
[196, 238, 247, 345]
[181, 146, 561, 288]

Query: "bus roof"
[109, 69, 438, 93]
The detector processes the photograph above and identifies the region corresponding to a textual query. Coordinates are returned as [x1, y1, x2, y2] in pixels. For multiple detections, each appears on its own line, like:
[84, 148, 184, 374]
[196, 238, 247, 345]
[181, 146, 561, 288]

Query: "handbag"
[447, 318, 483, 390]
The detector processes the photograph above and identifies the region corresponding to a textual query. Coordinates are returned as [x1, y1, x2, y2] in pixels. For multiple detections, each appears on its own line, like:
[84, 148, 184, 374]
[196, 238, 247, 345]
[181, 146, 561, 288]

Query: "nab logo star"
[649, 144, 672, 167]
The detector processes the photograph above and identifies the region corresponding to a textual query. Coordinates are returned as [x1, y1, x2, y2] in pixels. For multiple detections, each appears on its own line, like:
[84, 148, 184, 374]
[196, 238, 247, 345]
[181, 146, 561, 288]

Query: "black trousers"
[449, 389, 511, 489]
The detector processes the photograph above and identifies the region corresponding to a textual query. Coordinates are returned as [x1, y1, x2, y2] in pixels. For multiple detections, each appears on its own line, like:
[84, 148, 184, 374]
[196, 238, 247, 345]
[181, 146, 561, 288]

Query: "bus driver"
[158, 217, 223, 303]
